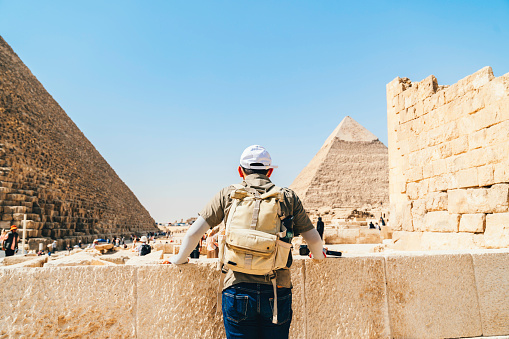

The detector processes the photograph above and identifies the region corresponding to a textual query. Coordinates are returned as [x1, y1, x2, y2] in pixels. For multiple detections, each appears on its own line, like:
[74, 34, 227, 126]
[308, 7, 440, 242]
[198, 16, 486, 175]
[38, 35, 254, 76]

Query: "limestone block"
[1, 255, 42, 266]
[450, 135, 468, 155]
[358, 228, 382, 244]
[386, 253, 482, 338]
[44, 253, 115, 267]
[478, 165, 495, 187]
[457, 167, 478, 188]
[460, 214, 486, 233]
[289, 260, 306, 339]
[410, 199, 426, 231]
[406, 182, 419, 200]
[431, 159, 447, 177]
[494, 161, 509, 183]
[389, 193, 413, 232]
[305, 257, 389, 338]
[424, 211, 460, 232]
[0, 266, 136, 337]
[449, 185, 509, 214]
[485, 213, 509, 248]
[420, 232, 480, 250]
[406, 166, 423, 183]
[389, 231, 422, 251]
[136, 262, 225, 338]
[154, 242, 176, 253]
[100, 253, 132, 265]
[94, 243, 113, 251]
[322, 228, 339, 243]
[472, 250, 509, 336]
[422, 163, 433, 179]
[124, 250, 164, 265]
[0, 256, 47, 268]
[489, 184, 509, 212]
[425, 192, 448, 212]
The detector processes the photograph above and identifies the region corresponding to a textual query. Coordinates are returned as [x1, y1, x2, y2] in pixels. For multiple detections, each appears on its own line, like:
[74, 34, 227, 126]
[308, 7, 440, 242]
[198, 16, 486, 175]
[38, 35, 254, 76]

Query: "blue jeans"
[222, 283, 292, 339]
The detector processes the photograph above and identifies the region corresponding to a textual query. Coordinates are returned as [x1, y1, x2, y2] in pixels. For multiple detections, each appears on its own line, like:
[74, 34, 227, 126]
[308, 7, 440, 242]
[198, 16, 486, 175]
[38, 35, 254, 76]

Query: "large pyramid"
[290, 116, 389, 213]
[0, 36, 156, 246]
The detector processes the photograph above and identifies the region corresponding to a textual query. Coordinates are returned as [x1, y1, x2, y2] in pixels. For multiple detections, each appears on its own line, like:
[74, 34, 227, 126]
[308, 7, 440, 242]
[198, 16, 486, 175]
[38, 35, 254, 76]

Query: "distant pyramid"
[290, 116, 389, 212]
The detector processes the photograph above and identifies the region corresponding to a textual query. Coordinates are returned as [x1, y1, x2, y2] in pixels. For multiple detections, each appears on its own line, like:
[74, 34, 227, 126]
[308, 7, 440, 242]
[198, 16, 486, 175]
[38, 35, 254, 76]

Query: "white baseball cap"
[240, 145, 278, 170]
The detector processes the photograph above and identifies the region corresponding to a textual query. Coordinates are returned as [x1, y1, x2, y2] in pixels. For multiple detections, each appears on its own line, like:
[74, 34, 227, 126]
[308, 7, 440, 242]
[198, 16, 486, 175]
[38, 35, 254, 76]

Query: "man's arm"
[169, 216, 211, 264]
[301, 228, 326, 260]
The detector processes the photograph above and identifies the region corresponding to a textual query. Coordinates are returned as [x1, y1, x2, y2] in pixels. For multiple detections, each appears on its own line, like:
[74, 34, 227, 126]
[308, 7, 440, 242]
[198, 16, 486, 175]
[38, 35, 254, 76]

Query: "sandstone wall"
[1, 252, 509, 338]
[0, 36, 156, 247]
[387, 67, 509, 249]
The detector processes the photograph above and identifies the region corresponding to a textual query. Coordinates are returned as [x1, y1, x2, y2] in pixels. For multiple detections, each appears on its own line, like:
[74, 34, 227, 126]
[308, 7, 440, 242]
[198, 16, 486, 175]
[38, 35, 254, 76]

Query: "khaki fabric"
[199, 173, 314, 289]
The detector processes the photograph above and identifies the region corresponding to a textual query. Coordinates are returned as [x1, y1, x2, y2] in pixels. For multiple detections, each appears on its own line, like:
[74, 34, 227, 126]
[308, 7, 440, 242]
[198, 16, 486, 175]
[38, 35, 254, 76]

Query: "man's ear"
[267, 168, 274, 177]
[238, 166, 245, 179]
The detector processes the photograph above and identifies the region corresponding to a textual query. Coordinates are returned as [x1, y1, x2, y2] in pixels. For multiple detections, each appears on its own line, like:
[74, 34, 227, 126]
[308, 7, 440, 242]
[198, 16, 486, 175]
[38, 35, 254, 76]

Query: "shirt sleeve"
[199, 186, 230, 228]
[283, 188, 314, 236]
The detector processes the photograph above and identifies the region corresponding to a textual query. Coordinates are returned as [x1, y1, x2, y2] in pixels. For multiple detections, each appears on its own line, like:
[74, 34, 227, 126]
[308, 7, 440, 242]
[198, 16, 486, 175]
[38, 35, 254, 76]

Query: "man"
[137, 236, 151, 256]
[316, 216, 325, 240]
[169, 145, 325, 339]
[2, 225, 19, 257]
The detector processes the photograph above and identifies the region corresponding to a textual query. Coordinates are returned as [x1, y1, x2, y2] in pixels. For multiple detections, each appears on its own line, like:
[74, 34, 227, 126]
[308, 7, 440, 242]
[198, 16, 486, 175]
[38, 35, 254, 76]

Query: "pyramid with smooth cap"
[290, 116, 388, 212]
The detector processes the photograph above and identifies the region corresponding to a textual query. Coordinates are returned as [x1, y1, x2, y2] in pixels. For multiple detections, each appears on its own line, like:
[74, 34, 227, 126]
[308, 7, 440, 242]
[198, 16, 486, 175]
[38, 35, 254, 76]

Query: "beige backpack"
[217, 184, 292, 323]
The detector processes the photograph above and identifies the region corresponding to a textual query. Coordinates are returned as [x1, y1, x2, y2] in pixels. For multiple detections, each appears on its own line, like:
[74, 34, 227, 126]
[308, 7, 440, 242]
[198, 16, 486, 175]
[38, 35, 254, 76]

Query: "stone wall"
[387, 67, 509, 249]
[0, 36, 157, 247]
[1, 252, 508, 338]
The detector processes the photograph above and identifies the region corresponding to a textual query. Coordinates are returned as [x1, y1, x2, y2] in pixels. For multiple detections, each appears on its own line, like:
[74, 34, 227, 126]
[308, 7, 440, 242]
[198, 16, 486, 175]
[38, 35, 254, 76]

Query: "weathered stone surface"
[387, 67, 509, 248]
[460, 213, 486, 233]
[449, 185, 509, 214]
[154, 242, 177, 253]
[289, 260, 306, 339]
[136, 261, 225, 338]
[485, 213, 509, 248]
[124, 250, 164, 265]
[94, 243, 114, 251]
[425, 191, 448, 211]
[44, 252, 115, 267]
[424, 211, 460, 232]
[472, 250, 509, 336]
[304, 257, 389, 338]
[0, 266, 136, 337]
[386, 253, 482, 338]
[290, 116, 388, 213]
[0, 36, 157, 246]
[0, 255, 47, 268]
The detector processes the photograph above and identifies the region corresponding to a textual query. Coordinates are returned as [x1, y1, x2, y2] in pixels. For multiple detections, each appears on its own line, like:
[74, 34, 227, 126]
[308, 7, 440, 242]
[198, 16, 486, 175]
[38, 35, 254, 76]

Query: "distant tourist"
[380, 216, 386, 226]
[137, 236, 151, 256]
[375, 222, 380, 230]
[2, 225, 19, 257]
[78, 239, 82, 248]
[206, 228, 219, 258]
[317, 217, 325, 240]
[52, 241, 57, 253]
[369, 222, 376, 229]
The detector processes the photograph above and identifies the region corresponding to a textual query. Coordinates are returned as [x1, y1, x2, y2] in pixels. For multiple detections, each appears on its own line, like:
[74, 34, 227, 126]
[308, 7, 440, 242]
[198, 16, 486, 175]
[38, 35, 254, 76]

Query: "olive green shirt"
[199, 173, 314, 289]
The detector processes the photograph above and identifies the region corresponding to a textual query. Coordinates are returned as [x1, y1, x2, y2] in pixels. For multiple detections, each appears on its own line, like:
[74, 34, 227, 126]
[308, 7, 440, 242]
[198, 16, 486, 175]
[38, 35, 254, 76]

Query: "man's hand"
[168, 255, 189, 265]
[309, 248, 327, 259]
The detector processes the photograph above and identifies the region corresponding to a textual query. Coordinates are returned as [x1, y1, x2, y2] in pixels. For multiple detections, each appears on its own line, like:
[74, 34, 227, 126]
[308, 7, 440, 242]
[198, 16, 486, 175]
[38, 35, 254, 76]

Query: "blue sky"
[1, 1, 508, 222]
